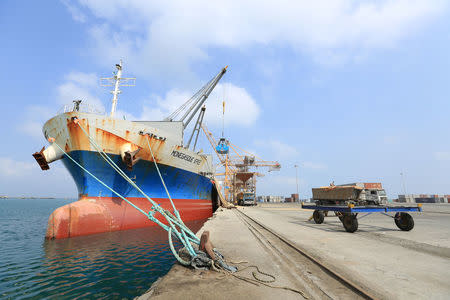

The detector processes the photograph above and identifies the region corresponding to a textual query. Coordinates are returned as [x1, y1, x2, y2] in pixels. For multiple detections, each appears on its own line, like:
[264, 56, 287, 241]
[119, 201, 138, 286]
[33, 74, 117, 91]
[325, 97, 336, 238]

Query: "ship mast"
[101, 60, 136, 118]
[110, 61, 122, 117]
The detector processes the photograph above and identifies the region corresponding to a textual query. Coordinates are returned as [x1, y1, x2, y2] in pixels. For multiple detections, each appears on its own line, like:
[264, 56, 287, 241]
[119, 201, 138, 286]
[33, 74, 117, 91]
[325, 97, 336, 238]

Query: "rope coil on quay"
[48, 117, 234, 270]
[49, 117, 311, 297]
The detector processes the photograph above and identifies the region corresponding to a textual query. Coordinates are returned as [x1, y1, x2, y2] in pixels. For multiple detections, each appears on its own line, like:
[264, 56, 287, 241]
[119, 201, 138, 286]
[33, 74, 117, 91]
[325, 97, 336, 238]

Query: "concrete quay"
[139, 203, 450, 299]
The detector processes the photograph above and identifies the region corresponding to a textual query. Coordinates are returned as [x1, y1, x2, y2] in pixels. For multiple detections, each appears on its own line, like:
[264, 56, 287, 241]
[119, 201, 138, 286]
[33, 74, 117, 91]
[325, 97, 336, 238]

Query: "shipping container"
[363, 182, 383, 189]
[415, 198, 436, 203]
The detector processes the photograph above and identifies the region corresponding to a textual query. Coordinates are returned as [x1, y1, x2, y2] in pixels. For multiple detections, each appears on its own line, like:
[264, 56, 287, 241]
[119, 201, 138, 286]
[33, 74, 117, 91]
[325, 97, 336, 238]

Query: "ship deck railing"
[57, 102, 106, 115]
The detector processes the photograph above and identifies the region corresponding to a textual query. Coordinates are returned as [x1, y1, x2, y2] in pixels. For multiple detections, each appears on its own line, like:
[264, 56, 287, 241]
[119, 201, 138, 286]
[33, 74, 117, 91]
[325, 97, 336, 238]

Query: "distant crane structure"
[202, 124, 281, 204]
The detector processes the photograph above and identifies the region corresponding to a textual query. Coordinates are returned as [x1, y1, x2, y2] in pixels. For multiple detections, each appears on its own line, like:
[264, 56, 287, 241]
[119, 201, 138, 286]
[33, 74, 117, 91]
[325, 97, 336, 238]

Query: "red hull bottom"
[46, 197, 213, 239]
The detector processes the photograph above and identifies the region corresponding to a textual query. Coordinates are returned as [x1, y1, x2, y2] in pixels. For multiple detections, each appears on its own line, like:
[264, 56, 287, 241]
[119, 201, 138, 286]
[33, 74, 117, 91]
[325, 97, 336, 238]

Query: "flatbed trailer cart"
[301, 203, 423, 233]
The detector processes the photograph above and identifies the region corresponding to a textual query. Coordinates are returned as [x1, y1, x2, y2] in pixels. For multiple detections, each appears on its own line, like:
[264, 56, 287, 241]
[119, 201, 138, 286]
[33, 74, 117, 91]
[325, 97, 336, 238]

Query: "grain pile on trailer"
[312, 186, 363, 205]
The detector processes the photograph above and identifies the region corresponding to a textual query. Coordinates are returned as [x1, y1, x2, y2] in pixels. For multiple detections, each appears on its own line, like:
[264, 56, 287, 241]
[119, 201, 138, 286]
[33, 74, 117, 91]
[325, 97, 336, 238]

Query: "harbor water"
[0, 198, 207, 299]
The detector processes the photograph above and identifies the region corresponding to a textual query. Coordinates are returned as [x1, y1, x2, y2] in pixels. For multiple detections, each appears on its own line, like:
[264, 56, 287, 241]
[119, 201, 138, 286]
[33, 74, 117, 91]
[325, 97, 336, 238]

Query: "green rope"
[52, 142, 147, 216]
[168, 227, 191, 266]
[145, 135, 181, 220]
[74, 120, 200, 246]
[75, 121, 195, 235]
[50, 139, 196, 263]
[144, 135, 197, 256]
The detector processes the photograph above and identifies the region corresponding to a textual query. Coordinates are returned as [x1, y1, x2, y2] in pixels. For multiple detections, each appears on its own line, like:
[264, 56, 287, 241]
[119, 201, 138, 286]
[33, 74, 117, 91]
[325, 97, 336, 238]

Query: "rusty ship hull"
[40, 111, 217, 239]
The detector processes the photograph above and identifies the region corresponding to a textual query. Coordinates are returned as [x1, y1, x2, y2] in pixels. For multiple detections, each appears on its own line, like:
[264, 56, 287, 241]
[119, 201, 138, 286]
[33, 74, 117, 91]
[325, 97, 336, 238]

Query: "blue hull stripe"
[62, 150, 213, 200]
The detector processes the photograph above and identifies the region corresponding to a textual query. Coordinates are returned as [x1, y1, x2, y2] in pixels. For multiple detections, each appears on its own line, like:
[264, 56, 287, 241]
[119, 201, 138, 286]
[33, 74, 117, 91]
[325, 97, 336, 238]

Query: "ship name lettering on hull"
[171, 150, 201, 165]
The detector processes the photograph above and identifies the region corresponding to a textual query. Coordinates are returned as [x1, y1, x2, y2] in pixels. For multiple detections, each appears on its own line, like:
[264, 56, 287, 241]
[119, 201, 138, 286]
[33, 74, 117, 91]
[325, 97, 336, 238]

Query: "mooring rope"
[144, 135, 181, 221]
[51, 138, 196, 262]
[49, 124, 308, 296]
[49, 127, 198, 263]
[72, 119, 199, 247]
[144, 134, 197, 256]
[213, 261, 308, 298]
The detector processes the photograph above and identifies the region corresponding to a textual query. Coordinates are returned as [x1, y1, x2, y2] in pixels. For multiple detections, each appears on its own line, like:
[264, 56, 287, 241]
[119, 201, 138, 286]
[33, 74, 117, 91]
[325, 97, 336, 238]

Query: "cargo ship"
[33, 62, 226, 239]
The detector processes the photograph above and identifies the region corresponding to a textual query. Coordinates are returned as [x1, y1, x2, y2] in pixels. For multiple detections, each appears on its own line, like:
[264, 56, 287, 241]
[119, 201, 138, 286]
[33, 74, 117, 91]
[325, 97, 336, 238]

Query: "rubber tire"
[343, 215, 358, 233]
[394, 212, 414, 231]
[313, 210, 325, 224]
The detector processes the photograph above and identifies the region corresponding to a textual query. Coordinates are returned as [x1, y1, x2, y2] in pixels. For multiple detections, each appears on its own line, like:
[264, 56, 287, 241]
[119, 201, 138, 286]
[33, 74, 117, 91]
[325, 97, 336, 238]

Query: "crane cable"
[164, 76, 215, 121]
[222, 84, 226, 138]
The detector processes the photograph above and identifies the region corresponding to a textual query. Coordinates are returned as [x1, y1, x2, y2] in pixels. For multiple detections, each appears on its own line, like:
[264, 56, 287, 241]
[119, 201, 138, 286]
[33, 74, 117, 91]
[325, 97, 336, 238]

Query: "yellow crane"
[201, 123, 281, 204]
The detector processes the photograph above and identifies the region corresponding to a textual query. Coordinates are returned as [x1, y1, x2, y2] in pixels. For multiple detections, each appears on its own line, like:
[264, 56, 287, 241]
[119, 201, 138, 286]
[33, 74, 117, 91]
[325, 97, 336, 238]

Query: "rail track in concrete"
[235, 208, 377, 300]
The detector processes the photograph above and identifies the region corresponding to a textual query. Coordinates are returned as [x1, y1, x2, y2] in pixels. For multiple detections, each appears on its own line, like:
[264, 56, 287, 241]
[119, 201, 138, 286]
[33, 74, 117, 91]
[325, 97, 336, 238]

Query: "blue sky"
[1, 0, 449, 198]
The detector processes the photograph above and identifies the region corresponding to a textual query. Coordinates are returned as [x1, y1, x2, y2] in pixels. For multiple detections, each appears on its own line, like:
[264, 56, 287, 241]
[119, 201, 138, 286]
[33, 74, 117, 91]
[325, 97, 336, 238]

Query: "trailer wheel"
[313, 210, 325, 224]
[394, 212, 414, 231]
[343, 215, 358, 233]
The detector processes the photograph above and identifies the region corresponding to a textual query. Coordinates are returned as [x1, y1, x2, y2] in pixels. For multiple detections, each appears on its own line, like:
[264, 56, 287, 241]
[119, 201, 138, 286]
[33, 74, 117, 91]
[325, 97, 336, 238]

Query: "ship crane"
[163, 66, 228, 150]
[201, 124, 281, 204]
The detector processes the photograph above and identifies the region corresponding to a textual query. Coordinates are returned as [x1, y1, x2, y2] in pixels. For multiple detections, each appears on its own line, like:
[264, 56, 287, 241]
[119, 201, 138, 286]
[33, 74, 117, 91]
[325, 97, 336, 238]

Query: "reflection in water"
[0, 198, 207, 299]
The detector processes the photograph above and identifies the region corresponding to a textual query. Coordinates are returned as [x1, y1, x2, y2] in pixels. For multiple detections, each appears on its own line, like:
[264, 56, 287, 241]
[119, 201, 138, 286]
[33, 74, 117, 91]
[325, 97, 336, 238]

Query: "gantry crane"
[201, 124, 281, 205]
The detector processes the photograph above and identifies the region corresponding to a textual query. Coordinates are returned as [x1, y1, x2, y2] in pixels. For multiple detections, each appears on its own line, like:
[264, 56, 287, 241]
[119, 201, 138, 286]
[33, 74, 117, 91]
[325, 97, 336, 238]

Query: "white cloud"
[65, 72, 98, 88]
[255, 139, 299, 160]
[20, 120, 45, 140]
[434, 151, 450, 161]
[68, 0, 446, 76]
[18, 105, 54, 139]
[138, 83, 260, 126]
[139, 89, 192, 121]
[20, 71, 258, 143]
[0, 157, 34, 177]
[0, 157, 77, 197]
[61, 0, 87, 23]
[205, 83, 260, 127]
[57, 72, 105, 112]
[19, 72, 106, 139]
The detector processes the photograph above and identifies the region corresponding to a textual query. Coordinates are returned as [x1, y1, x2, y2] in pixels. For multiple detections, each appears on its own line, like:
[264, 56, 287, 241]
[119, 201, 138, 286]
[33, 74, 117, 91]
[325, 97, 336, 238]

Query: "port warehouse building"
[397, 194, 450, 203]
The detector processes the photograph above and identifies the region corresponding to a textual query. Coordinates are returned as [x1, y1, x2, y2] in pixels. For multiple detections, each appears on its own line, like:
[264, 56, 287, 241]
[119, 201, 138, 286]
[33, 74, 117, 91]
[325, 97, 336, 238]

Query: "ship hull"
[42, 112, 216, 239]
[46, 150, 214, 239]
[46, 196, 213, 239]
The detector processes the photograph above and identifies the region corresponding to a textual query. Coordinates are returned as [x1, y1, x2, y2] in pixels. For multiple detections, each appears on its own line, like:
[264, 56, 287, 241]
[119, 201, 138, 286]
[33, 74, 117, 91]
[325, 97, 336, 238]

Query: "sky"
[0, 0, 449, 199]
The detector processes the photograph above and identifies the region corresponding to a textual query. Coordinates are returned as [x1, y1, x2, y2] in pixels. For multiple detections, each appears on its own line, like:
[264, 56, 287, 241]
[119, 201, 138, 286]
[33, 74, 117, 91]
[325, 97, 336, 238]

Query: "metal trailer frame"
[301, 202, 423, 233]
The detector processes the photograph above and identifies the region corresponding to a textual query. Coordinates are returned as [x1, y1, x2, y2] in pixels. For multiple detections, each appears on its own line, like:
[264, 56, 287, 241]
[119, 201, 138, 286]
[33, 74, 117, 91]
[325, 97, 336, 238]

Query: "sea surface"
[0, 198, 206, 299]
